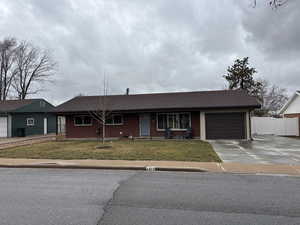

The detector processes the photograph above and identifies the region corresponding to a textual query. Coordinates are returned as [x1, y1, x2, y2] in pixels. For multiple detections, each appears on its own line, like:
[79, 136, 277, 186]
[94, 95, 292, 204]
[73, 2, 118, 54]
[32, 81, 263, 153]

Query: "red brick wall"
[66, 111, 201, 138]
[66, 113, 139, 138]
[284, 113, 300, 118]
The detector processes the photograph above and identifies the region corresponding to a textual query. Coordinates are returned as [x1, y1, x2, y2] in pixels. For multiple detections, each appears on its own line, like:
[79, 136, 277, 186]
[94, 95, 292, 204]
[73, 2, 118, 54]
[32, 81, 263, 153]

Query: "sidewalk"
[0, 158, 299, 176]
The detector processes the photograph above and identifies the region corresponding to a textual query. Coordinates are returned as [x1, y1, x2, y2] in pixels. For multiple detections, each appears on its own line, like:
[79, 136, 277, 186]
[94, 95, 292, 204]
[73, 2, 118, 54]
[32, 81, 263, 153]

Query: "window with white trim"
[74, 116, 92, 126]
[26, 118, 35, 126]
[106, 114, 123, 125]
[157, 113, 190, 130]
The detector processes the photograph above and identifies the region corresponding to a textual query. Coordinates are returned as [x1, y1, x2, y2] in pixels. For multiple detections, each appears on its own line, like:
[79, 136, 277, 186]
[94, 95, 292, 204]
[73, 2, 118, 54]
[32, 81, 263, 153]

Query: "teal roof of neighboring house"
[0, 99, 55, 113]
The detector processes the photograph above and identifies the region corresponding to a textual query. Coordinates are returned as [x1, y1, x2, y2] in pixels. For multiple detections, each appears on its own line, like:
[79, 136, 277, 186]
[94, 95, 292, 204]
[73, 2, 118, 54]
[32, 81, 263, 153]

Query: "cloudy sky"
[0, 0, 299, 105]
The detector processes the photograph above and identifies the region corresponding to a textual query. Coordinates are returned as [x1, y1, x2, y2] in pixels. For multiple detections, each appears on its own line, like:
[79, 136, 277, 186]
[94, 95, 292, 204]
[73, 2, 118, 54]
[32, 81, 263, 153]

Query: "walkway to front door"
[140, 114, 150, 136]
[0, 134, 56, 150]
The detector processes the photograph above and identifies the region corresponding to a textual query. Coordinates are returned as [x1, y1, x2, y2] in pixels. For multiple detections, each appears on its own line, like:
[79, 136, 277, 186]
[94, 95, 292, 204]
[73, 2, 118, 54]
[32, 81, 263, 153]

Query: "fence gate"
[251, 117, 299, 136]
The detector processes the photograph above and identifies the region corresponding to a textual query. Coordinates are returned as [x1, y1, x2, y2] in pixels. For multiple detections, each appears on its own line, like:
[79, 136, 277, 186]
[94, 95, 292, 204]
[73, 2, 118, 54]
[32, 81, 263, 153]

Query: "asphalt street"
[0, 168, 299, 225]
[0, 168, 134, 225]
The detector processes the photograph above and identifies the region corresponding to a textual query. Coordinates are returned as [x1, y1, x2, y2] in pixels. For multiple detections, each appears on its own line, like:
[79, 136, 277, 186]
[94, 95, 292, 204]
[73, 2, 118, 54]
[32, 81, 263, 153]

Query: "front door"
[140, 114, 150, 136]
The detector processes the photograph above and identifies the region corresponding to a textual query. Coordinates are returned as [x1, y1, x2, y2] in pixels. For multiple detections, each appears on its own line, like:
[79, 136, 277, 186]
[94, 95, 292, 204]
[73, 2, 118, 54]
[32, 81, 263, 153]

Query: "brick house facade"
[56, 90, 260, 140]
[65, 112, 201, 139]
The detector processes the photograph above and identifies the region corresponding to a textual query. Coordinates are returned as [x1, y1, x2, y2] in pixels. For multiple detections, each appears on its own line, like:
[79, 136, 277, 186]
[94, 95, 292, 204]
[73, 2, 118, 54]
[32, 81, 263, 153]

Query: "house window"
[157, 113, 190, 130]
[106, 114, 123, 125]
[74, 116, 92, 126]
[26, 118, 35, 126]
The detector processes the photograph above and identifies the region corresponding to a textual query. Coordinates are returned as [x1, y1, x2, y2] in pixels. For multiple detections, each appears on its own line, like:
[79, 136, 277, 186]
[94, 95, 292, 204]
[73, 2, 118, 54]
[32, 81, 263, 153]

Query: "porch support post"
[7, 115, 12, 138]
[246, 111, 251, 140]
[200, 112, 206, 140]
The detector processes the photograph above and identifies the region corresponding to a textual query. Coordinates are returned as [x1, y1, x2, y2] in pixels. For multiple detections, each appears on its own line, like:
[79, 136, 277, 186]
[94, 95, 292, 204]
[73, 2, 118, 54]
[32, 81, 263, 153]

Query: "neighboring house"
[0, 99, 56, 138]
[56, 90, 260, 140]
[280, 90, 300, 132]
[280, 91, 300, 117]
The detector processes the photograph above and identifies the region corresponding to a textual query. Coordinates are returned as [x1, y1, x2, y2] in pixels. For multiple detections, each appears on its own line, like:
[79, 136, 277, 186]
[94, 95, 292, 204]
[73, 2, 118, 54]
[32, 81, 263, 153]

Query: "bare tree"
[89, 77, 112, 145]
[0, 38, 17, 100]
[253, 0, 288, 8]
[256, 79, 289, 116]
[12, 41, 56, 99]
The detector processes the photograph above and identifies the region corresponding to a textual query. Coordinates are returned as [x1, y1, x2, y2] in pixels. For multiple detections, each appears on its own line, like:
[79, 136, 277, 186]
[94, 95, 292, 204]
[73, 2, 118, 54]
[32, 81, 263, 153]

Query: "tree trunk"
[102, 123, 105, 144]
[102, 110, 105, 144]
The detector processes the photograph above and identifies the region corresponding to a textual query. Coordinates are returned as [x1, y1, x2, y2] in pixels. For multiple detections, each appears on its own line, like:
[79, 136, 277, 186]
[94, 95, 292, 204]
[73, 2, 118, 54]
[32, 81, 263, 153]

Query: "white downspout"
[246, 111, 251, 140]
[200, 112, 206, 140]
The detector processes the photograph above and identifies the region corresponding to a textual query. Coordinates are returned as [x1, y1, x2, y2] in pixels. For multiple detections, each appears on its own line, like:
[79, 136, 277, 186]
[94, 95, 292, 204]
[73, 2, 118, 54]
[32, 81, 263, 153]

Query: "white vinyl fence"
[251, 117, 299, 136]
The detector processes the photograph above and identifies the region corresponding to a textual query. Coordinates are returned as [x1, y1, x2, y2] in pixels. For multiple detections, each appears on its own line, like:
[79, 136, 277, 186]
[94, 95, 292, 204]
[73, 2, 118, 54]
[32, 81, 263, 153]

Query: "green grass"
[0, 140, 221, 162]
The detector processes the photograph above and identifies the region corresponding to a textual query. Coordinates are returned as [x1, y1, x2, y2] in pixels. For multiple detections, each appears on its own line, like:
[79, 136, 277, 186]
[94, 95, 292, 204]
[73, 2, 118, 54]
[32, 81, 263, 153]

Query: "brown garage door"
[205, 112, 246, 139]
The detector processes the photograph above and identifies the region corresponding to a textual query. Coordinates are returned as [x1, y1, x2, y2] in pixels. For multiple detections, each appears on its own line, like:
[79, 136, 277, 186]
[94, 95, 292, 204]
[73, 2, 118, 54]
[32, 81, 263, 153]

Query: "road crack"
[96, 171, 140, 225]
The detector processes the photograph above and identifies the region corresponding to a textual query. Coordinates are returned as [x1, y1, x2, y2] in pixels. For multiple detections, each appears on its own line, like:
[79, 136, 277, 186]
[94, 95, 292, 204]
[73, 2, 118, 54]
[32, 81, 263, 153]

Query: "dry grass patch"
[0, 140, 221, 162]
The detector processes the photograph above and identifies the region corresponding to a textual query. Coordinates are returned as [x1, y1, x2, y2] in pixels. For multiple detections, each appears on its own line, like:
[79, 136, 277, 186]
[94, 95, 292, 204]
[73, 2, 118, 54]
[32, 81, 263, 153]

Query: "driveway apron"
[210, 135, 300, 164]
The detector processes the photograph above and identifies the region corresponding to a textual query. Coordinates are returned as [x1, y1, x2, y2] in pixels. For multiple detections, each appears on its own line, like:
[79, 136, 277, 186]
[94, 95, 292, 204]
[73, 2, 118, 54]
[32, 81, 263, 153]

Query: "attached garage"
[0, 117, 8, 138]
[0, 99, 56, 137]
[205, 112, 246, 139]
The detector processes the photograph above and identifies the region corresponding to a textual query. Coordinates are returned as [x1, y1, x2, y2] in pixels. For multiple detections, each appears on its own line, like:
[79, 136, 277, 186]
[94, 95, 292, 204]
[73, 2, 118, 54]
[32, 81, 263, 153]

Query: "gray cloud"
[0, 0, 299, 104]
[235, 0, 300, 92]
[239, 0, 300, 59]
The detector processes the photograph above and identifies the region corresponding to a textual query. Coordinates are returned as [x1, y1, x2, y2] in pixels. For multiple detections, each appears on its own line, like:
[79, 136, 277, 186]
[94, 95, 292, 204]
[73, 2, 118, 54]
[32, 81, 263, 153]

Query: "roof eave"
[279, 91, 300, 114]
[55, 104, 261, 114]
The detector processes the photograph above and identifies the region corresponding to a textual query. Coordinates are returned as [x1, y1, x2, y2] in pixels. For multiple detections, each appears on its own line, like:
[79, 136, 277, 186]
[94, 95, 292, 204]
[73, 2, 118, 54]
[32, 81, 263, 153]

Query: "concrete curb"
[0, 164, 208, 172]
[2, 164, 299, 176]
[0, 164, 145, 170]
[0, 159, 299, 176]
[155, 167, 208, 172]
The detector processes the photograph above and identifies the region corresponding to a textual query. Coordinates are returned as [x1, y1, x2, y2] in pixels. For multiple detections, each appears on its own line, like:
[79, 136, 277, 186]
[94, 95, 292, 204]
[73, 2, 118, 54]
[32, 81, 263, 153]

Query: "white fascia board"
[279, 91, 300, 114]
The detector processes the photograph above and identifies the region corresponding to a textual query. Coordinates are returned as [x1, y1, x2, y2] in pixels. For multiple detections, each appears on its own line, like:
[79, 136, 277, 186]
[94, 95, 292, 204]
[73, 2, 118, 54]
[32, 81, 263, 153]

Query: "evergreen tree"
[224, 57, 262, 98]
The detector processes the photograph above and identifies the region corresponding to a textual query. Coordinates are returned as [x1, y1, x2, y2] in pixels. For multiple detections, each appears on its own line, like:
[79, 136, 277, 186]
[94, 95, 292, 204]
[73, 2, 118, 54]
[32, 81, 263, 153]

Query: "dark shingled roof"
[56, 90, 260, 113]
[0, 99, 35, 112]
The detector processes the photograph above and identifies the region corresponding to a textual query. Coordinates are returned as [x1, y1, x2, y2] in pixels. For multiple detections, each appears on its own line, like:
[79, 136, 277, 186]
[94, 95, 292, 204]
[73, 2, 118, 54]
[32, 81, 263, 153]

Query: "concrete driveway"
[210, 135, 300, 164]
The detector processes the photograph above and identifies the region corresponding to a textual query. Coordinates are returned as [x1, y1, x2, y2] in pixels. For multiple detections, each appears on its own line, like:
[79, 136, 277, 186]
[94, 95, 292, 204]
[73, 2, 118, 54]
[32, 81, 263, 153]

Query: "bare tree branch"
[253, 0, 288, 9]
[0, 37, 17, 100]
[88, 75, 112, 144]
[12, 41, 57, 99]
[256, 79, 289, 116]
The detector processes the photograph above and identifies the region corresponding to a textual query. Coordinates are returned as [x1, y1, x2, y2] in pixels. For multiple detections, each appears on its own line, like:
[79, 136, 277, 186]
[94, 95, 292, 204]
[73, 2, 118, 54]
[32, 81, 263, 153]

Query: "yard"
[0, 140, 221, 162]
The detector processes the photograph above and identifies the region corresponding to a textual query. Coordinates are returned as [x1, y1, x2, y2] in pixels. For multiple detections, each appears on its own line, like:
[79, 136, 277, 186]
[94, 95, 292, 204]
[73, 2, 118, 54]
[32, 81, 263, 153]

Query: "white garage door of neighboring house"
[0, 117, 8, 137]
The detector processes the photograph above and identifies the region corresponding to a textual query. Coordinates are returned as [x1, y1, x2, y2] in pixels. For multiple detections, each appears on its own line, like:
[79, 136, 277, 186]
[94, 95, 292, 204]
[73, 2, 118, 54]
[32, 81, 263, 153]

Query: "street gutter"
[0, 159, 299, 176]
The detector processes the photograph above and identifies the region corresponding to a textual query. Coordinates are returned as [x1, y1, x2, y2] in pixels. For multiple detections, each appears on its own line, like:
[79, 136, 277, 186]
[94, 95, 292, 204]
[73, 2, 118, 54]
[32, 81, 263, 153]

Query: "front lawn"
[0, 140, 221, 162]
